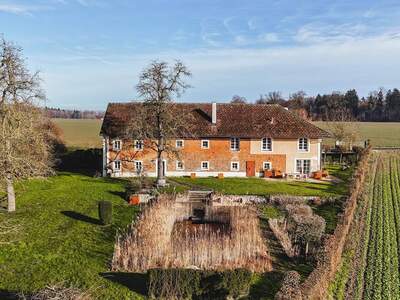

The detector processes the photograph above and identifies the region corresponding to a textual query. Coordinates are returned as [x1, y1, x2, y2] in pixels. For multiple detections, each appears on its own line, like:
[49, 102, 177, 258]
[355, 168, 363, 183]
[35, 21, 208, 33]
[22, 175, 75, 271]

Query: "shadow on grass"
[108, 191, 126, 200]
[100, 272, 147, 296]
[61, 210, 101, 225]
[248, 271, 284, 299]
[0, 290, 19, 300]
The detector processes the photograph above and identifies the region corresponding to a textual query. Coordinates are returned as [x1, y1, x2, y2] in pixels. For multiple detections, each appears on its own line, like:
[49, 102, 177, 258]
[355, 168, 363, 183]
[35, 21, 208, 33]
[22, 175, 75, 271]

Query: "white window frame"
[114, 160, 121, 171]
[201, 139, 210, 149]
[134, 140, 143, 151]
[201, 161, 209, 170]
[230, 137, 240, 151]
[176, 160, 184, 170]
[263, 161, 272, 170]
[113, 139, 122, 151]
[295, 159, 311, 174]
[176, 139, 184, 148]
[134, 160, 143, 172]
[298, 137, 309, 152]
[230, 161, 240, 171]
[261, 137, 272, 151]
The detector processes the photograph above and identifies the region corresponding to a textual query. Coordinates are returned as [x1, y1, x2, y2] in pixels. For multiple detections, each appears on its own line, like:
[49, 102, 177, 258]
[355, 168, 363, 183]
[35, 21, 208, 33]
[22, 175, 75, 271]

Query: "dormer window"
[298, 138, 309, 151]
[113, 140, 121, 151]
[134, 140, 143, 151]
[261, 138, 272, 151]
[230, 138, 240, 151]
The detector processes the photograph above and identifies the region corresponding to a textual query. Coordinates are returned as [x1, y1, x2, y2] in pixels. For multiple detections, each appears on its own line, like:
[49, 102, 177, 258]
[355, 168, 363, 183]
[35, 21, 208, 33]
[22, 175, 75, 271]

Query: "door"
[246, 161, 255, 177]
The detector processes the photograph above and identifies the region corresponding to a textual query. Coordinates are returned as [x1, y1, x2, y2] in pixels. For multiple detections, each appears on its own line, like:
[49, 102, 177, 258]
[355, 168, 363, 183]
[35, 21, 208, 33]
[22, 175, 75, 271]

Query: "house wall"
[105, 137, 321, 177]
[250, 138, 321, 174]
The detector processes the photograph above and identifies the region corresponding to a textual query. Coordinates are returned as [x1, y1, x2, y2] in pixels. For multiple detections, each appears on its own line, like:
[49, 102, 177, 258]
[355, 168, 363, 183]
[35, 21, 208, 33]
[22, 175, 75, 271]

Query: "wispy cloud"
[0, 3, 50, 15]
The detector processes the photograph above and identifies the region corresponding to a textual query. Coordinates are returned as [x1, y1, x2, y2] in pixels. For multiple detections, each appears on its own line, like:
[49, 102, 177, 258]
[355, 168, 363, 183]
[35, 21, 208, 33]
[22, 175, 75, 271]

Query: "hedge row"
[276, 146, 372, 299]
[147, 268, 252, 299]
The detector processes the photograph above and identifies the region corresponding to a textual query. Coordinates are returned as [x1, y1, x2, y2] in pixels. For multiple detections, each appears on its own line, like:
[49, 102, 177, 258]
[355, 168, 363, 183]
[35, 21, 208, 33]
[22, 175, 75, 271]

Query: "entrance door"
[246, 161, 255, 177]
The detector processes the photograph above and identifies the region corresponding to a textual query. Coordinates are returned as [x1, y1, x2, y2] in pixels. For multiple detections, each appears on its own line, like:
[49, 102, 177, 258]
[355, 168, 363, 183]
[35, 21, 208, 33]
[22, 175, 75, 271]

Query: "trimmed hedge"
[147, 268, 252, 299]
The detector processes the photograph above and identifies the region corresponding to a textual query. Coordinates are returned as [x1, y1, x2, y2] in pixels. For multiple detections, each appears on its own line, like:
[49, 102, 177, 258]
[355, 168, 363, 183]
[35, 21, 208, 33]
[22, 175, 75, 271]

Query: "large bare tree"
[129, 61, 192, 187]
[0, 37, 53, 212]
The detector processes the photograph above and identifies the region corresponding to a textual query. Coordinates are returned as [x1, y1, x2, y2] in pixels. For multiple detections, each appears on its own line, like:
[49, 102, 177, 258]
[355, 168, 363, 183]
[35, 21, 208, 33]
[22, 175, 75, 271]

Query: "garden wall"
[276, 147, 372, 299]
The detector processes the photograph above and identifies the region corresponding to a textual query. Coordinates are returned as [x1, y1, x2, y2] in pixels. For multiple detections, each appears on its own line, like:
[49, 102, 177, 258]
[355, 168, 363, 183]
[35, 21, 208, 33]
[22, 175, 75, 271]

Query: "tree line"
[45, 107, 104, 119]
[231, 88, 400, 121]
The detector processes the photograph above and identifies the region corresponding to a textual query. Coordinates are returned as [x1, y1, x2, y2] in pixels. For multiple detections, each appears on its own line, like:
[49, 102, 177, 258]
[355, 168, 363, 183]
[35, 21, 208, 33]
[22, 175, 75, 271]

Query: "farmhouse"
[100, 102, 329, 178]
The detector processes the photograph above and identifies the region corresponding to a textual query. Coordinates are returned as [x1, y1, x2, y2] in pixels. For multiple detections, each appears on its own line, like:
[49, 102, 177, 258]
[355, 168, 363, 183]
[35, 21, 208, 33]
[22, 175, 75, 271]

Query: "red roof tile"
[100, 102, 330, 139]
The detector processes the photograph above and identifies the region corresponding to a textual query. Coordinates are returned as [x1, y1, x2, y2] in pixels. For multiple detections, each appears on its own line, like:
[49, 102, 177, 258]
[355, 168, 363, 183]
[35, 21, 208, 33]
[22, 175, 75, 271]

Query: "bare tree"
[129, 61, 191, 187]
[326, 111, 359, 150]
[256, 91, 285, 105]
[0, 37, 53, 212]
[230, 95, 247, 104]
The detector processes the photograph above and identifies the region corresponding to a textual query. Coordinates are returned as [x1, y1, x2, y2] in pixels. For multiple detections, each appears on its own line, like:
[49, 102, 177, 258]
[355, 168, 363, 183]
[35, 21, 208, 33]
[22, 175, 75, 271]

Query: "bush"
[98, 201, 112, 225]
[147, 268, 252, 299]
[147, 268, 201, 299]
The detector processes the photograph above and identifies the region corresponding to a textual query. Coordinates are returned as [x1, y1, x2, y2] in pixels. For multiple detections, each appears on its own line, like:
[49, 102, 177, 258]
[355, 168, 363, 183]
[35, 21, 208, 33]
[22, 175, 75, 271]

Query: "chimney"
[212, 102, 217, 124]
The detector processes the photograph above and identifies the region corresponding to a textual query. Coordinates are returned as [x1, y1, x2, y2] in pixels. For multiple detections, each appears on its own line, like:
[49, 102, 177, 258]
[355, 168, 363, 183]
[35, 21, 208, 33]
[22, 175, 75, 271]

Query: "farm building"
[100, 102, 329, 178]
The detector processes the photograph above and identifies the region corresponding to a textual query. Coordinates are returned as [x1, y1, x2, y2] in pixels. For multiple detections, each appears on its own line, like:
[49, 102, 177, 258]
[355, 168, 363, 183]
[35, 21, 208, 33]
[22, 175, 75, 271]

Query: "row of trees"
[231, 88, 400, 121]
[45, 107, 104, 119]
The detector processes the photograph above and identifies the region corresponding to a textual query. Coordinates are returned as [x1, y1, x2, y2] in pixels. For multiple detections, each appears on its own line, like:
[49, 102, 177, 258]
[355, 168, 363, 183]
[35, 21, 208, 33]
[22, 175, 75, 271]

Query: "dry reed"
[112, 196, 272, 273]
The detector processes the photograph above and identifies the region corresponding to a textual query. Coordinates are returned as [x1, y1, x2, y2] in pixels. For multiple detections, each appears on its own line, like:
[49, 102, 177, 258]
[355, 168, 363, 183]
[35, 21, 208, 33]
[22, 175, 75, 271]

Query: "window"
[134, 140, 143, 150]
[176, 140, 184, 148]
[231, 161, 240, 171]
[135, 161, 143, 172]
[230, 137, 240, 151]
[176, 161, 184, 170]
[298, 138, 309, 151]
[263, 161, 272, 170]
[113, 140, 121, 151]
[201, 161, 209, 170]
[201, 140, 210, 149]
[261, 137, 272, 151]
[296, 159, 311, 174]
[114, 160, 121, 171]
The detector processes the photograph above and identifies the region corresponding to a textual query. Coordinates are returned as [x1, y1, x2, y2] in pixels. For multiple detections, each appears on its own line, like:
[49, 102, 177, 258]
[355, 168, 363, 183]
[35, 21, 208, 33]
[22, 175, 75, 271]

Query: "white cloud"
[0, 3, 48, 15]
[36, 30, 400, 109]
[259, 33, 279, 43]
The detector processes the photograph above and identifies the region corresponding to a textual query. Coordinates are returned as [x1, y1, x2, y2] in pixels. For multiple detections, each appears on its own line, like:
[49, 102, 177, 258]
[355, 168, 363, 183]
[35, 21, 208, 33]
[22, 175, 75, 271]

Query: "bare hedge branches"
[19, 283, 92, 300]
[0, 36, 53, 212]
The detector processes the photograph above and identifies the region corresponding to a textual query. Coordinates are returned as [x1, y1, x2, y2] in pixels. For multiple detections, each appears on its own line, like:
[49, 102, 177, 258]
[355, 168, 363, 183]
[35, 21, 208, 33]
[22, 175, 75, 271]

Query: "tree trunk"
[156, 137, 166, 187]
[6, 176, 15, 212]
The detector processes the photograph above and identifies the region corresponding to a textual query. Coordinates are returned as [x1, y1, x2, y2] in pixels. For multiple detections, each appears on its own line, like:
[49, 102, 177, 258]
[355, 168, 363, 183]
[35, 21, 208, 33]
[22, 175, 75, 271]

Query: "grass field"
[170, 165, 351, 198]
[314, 121, 400, 147]
[52, 119, 400, 149]
[52, 118, 102, 149]
[330, 151, 400, 299]
[0, 173, 142, 299]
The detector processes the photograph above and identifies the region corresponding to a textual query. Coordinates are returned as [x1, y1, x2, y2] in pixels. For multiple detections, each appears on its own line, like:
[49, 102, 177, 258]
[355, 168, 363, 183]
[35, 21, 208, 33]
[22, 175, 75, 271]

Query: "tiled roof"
[100, 102, 330, 139]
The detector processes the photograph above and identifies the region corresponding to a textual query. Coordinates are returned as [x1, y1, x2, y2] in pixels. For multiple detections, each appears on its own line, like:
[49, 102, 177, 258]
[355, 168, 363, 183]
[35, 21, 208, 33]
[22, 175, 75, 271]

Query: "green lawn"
[0, 173, 143, 300]
[170, 175, 349, 198]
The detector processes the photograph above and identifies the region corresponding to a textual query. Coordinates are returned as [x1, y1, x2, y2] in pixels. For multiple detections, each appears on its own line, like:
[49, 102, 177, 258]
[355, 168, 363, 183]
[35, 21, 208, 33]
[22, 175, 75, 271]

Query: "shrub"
[98, 201, 112, 225]
[147, 268, 252, 299]
[147, 268, 201, 299]
[275, 271, 302, 300]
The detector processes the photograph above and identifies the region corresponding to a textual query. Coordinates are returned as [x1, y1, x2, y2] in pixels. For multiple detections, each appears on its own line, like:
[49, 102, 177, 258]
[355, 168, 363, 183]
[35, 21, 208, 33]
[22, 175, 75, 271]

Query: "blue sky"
[1, 0, 400, 110]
